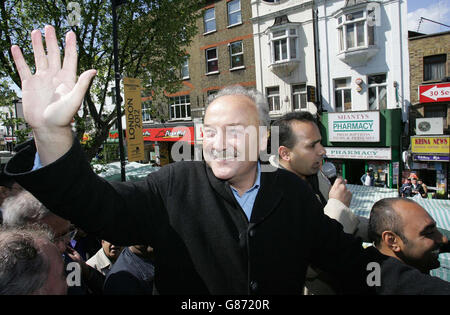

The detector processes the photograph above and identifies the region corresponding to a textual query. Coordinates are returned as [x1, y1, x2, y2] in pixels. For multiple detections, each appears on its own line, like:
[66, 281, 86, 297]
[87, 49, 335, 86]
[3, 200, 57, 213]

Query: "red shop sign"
[419, 83, 450, 103]
[142, 126, 194, 144]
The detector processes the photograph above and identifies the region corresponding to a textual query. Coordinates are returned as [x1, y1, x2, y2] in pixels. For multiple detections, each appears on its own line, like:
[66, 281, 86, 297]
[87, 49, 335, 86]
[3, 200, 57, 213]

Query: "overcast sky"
[407, 0, 450, 34]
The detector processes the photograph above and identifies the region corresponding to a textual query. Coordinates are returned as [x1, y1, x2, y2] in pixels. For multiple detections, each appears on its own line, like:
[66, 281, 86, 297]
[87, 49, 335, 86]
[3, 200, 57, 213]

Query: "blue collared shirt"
[32, 152, 42, 171]
[230, 162, 261, 222]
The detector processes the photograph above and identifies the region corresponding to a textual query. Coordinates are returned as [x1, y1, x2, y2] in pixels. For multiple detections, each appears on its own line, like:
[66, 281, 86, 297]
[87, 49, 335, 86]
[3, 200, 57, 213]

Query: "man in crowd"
[270, 112, 369, 294]
[87, 240, 123, 276]
[5, 25, 448, 295]
[270, 111, 368, 239]
[410, 176, 426, 198]
[0, 225, 67, 295]
[368, 198, 450, 294]
[103, 245, 155, 295]
[361, 169, 374, 186]
[400, 178, 412, 197]
[2, 190, 105, 294]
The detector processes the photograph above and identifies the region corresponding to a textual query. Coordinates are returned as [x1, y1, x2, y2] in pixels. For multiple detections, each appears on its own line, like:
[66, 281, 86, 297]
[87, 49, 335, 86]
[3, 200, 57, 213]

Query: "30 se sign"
[419, 83, 450, 103]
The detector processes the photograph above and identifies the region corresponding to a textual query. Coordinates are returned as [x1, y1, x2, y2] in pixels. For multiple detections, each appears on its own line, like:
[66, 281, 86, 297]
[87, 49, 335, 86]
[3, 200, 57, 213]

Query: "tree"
[0, 79, 31, 149]
[0, 0, 204, 160]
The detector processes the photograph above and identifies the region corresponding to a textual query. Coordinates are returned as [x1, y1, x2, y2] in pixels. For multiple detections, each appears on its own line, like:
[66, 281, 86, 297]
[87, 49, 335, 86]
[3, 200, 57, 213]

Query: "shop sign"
[142, 126, 194, 144]
[413, 154, 449, 162]
[3, 136, 17, 143]
[107, 130, 119, 143]
[328, 111, 380, 142]
[411, 136, 450, 154]
[324, 147, 391, 160]
[419, 83, 450, 103]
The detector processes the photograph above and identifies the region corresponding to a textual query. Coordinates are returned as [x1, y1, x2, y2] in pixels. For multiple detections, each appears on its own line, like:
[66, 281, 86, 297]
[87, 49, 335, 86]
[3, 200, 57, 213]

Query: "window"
[142, 100, 152, 122]
[424, 54, 446, 81]
[181, 57, 189, 79]
[227, 0, 242, 27]
[337, 10, 374, 52]
[229, 41, 244, 69]
[270, 28, 298, 63]
[292, 84, 307, 110]
[424, 104, 447, 118]
[368, 74, 387, 110]
[334, 78, 351, 112]
[207, 90, 219, 97]
[170, 95, 191, 120]
[267, 87, 280, 112]
[206, 47, 218, 73]
[204, 7, 216, 33]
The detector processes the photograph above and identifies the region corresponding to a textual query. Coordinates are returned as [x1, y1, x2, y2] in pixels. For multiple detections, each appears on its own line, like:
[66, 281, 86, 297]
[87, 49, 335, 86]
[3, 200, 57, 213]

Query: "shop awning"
[346, 184, 450, 282]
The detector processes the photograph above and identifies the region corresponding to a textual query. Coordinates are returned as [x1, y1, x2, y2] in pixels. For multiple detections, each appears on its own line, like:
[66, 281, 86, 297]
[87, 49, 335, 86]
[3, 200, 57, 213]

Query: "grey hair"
[2, 190, 50, 227]
[0, 225, 53, 294]
[206, 85, 270, 127]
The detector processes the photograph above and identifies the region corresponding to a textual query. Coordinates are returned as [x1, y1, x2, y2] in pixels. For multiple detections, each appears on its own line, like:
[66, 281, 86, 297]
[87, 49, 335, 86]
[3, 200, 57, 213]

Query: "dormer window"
[270, 27, 298, 63]
[337, 10, 374, 52]
[334, 4, 379, 66]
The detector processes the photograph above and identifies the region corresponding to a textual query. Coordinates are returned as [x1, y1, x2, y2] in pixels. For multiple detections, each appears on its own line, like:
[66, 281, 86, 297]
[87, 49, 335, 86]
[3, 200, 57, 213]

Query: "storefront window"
[367, 161, 389, 187]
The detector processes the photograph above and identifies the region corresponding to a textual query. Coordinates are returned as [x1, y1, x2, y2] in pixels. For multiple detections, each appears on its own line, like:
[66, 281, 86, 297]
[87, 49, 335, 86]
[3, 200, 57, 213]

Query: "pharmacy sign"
[328, 111, 380, 142]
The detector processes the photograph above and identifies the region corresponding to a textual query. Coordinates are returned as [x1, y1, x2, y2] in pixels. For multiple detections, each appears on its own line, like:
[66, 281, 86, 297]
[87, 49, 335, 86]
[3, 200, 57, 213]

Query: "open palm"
[11, 25, 96, 131]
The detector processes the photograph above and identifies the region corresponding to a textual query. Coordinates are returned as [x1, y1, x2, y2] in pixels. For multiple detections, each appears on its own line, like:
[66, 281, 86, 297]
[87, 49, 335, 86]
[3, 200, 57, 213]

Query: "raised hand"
[11, 25, 96, 165]
[329, 177, 352, 207]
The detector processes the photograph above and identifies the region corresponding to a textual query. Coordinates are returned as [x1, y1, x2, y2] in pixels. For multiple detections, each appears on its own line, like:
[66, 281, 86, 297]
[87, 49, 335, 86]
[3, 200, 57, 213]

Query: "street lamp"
[112, 0, 127, 182]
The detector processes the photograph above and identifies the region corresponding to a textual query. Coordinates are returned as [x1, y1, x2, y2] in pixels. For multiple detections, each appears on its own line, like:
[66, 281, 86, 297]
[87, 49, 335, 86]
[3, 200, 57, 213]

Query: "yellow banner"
[123, 77, 145, 162]
[411, 136, 450, 154]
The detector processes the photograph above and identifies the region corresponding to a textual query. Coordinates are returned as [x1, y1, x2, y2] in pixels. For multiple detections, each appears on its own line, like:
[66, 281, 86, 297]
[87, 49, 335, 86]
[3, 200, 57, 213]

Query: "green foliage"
[0, 0, 204, 160]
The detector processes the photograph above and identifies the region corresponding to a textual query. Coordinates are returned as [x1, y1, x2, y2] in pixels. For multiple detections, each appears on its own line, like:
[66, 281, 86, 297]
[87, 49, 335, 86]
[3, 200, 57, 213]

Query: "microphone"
[322, 162, 337, 185]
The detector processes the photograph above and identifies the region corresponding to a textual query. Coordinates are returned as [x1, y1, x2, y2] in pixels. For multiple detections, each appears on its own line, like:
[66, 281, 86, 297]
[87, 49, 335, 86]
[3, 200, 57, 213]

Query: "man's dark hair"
[368, 198, 416, 247]
[271, 111, 317, 149]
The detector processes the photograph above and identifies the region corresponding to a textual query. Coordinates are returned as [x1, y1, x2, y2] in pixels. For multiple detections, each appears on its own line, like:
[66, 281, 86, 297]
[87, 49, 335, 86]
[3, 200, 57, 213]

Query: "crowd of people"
[400, 173, 429, 198]
[0, 25, 449, 295]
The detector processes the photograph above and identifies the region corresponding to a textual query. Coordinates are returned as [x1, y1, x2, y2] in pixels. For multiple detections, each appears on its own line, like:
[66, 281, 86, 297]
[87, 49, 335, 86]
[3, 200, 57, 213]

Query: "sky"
[407, 0, 450, 34]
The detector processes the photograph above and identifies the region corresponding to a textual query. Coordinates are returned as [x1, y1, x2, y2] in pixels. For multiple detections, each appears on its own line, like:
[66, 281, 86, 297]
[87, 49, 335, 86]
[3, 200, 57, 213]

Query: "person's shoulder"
[380, 257, 450, 295]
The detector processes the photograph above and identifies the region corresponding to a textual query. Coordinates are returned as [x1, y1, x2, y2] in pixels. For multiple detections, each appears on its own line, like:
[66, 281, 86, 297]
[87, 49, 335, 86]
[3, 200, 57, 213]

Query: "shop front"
[142, 124, 195, 166]
[410, 135, 450, 198]
[319, 109, 402, 188]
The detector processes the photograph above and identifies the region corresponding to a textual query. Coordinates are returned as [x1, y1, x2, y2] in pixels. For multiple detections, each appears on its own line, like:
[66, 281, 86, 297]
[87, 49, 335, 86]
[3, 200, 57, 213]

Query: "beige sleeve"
[324, 198, 360, 234]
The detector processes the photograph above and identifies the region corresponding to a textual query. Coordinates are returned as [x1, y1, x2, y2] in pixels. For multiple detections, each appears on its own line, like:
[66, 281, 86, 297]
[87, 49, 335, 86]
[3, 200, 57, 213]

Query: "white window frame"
[337, 10, 374, 52]
[204, 7, 216, 34]
[181, 56, 189, 80]
[368, 74, 387, 110]
[334, 78, 352, 112]
[292, 84, 307, 110]
[205, 47, 219, 74]
[229, 41, 244, 70]
[266, 86, 281, 113]
[170, 95, 191, 120]
[227, 0, 242, 27]
[269, 27, 299, 64]
[142, 100, 152, 122]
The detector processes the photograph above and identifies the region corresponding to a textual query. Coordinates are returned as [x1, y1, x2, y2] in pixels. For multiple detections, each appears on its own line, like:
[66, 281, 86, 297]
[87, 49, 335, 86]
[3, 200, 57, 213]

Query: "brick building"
[142, 0, 256, 165]
[407, 30, 450, 198]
